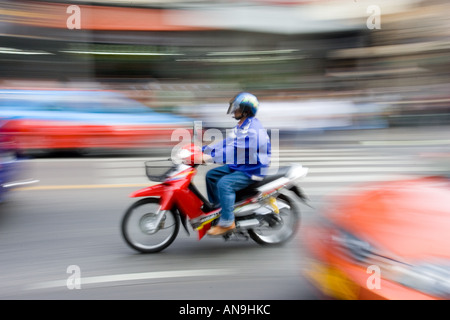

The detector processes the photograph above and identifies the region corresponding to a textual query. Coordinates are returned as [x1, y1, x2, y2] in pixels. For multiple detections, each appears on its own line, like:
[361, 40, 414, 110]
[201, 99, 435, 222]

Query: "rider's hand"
[202, 154, 213, 164]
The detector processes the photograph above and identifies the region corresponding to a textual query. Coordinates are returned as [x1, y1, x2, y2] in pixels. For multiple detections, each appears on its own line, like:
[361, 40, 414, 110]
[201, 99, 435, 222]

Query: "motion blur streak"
[1, 0, 448, 132]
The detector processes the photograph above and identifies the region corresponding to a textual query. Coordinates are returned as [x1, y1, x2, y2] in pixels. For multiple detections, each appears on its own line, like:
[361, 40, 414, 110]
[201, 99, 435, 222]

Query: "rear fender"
[129, 184, 174, 210]
[288, 185, 312, 208]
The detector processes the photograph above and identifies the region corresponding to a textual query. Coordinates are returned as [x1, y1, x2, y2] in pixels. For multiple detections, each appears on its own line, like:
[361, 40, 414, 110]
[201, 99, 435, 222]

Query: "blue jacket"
[202, 117, 271, 180]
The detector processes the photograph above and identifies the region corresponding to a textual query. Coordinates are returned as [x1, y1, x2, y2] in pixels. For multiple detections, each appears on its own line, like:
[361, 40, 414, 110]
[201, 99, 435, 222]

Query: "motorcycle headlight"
[330, 228, 450, 299]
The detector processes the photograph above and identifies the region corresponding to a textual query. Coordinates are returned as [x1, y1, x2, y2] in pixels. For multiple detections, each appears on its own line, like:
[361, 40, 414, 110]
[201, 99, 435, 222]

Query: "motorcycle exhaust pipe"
[236, 218, 260, 229]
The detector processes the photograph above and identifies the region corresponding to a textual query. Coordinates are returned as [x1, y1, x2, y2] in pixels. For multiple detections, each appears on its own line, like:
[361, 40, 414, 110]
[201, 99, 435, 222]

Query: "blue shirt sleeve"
[202, 118, 270, 169]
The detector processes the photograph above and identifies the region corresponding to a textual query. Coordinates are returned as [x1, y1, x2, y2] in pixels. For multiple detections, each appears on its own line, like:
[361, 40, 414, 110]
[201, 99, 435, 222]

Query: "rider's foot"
[207, 222, 236, 236]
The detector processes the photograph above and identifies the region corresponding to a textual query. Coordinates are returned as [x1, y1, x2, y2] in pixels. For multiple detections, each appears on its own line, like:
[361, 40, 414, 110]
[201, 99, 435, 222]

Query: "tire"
[248, 190, 300, 245]
[121, 198, 180, 253]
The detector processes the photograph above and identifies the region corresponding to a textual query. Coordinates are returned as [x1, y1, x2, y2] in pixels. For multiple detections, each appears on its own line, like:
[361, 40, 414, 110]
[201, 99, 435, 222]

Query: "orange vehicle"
[302, 175, 450, 300]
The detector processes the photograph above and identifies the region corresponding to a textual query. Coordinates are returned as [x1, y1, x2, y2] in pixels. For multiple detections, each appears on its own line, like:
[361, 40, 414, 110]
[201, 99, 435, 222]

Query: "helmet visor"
[227, 101, 238, 115]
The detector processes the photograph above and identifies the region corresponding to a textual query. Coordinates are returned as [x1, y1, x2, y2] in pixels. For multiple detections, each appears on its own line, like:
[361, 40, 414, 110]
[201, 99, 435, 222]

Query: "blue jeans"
[205, 165, 253, 227]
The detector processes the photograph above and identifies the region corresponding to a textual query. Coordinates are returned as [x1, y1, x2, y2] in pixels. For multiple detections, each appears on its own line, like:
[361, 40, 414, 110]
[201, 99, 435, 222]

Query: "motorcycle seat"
[248, 166, 291, 188]
[235, 166, 291, 201]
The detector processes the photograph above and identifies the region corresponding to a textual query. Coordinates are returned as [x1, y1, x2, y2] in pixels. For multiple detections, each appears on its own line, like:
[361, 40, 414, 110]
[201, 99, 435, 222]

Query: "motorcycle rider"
[202, 92, 271, 236]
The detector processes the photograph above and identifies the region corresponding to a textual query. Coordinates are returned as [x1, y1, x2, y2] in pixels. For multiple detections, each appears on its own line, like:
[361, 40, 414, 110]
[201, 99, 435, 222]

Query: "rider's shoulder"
[237, 117, 265, 133]
[248, 117, 266, 129]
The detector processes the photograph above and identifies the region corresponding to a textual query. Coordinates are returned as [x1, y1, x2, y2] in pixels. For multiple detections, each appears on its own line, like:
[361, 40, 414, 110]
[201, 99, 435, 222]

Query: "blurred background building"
[1, 0, 449, 131]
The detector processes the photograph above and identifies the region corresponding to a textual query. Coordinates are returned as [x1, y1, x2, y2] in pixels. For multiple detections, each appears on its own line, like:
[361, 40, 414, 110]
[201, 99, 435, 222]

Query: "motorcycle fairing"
[129, 184, 175, 210]
[129, 166, 209, 220]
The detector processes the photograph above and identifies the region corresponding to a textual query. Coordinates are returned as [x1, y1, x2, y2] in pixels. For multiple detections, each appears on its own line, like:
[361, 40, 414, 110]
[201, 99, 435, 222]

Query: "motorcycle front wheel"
[121, 197, 180, 253]
[248, 189, 300, 245]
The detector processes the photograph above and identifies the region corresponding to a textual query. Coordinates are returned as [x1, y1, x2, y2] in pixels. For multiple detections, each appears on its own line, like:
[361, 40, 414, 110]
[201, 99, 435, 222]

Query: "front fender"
[129, 184, 174, 211]
[129, 184, 166, 198]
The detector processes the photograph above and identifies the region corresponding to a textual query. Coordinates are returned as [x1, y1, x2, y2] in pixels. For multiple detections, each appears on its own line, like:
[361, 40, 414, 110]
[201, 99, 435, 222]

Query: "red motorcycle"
[121, 144, 309, 253]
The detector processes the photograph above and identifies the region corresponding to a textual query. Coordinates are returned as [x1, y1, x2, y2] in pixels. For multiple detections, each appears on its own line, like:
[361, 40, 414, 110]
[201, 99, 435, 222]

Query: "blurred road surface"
[0, 127, 449, 300]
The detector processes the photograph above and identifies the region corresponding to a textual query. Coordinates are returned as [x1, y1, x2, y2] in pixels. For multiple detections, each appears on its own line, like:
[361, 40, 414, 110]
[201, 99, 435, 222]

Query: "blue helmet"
[227, 92, 259, 117]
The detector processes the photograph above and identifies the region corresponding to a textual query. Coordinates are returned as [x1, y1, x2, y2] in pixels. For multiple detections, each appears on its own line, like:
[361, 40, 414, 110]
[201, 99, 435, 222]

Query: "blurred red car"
[302, 175, 450, 300]
[0, 89, 193, 155]
[0, 118, 20, 202]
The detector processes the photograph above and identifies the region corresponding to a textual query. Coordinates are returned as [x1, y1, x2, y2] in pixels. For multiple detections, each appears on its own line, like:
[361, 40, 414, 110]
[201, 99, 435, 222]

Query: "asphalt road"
[1, 160, 320, 300]
[1, 127, 449, 301]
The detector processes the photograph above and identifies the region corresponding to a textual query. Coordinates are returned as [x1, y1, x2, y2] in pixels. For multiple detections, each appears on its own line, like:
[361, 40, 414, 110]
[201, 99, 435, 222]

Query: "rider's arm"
[202, 137, 228, 164]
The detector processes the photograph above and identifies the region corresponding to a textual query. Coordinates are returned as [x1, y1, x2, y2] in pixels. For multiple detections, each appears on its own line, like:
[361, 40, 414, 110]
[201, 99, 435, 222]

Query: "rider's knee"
[205, 169, 216, 181]
[217, 176, 231, 191]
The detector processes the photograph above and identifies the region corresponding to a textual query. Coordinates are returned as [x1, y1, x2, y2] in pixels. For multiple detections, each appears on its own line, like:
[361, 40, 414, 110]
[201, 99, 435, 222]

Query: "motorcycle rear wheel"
[121, 197, 180, 253]
[248, 190, 300, 245]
